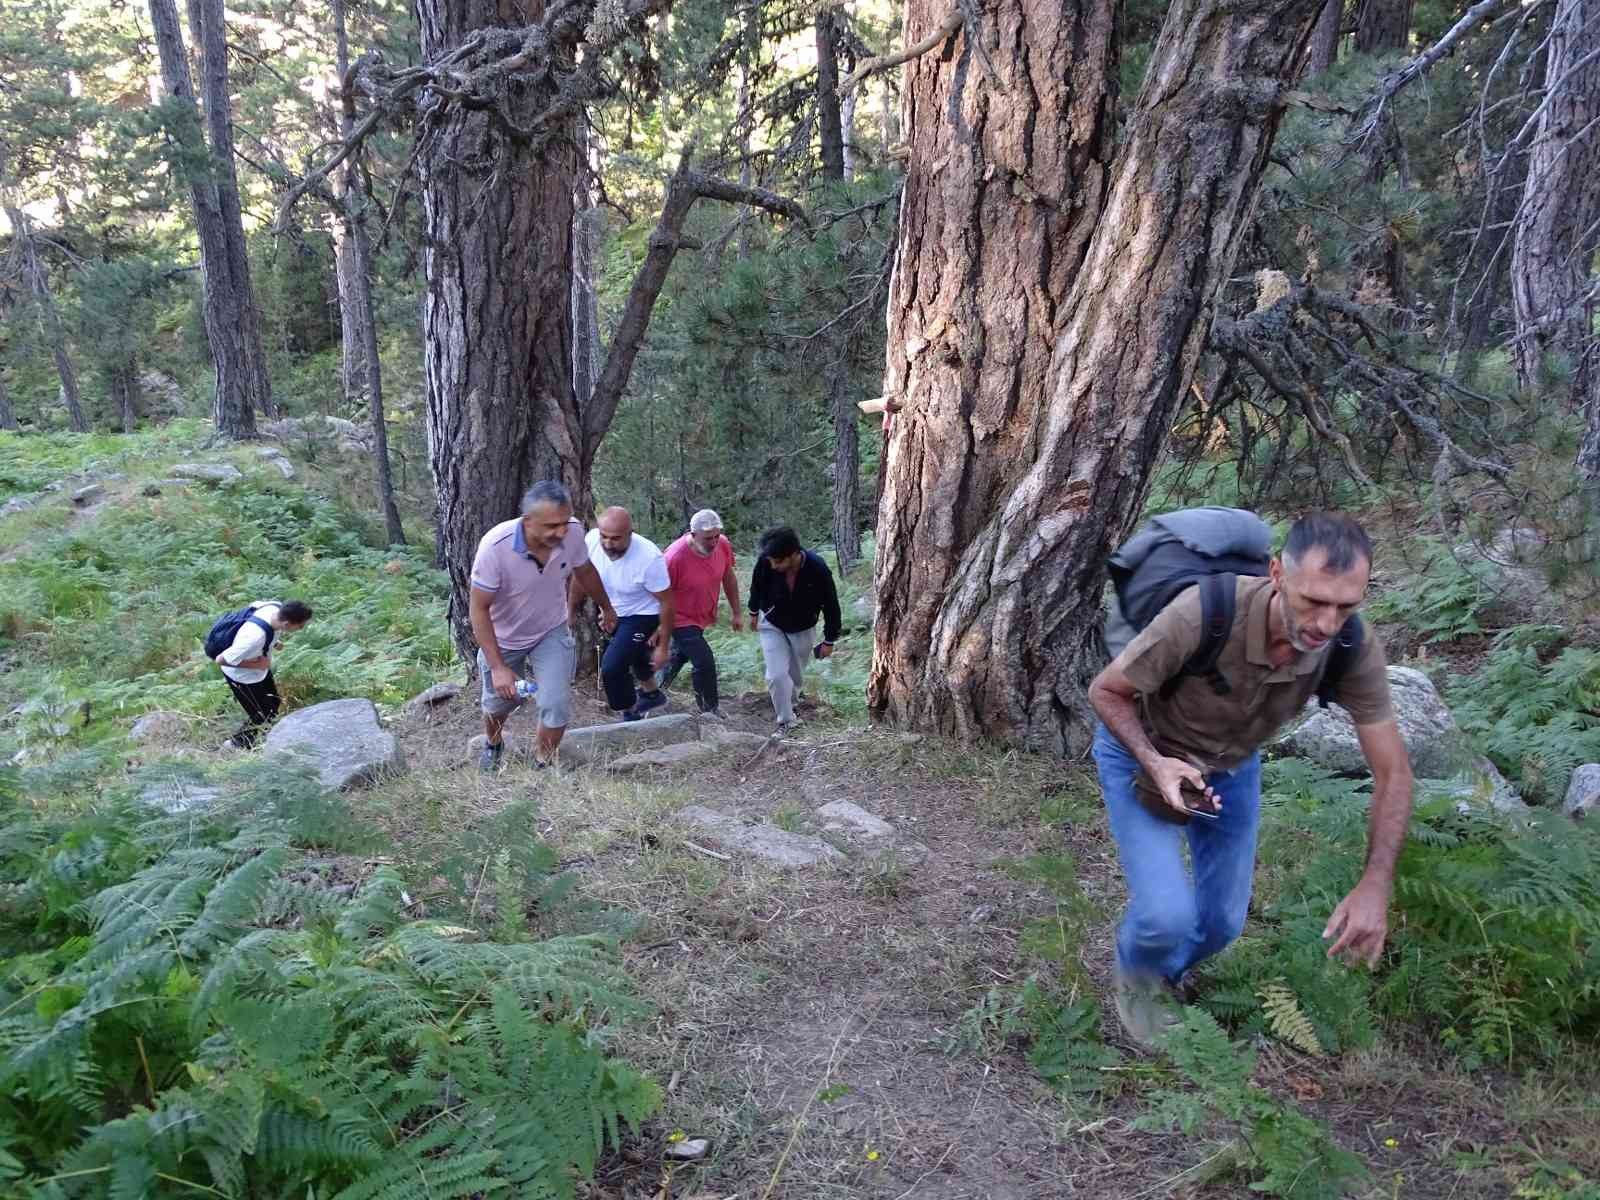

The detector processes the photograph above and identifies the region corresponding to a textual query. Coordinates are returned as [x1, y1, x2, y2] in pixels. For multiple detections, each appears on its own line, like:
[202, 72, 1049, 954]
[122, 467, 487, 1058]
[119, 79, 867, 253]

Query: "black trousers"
[661, 626, 719, 713]
[225, 672, 281, 746]
[600, 615, 661, 710]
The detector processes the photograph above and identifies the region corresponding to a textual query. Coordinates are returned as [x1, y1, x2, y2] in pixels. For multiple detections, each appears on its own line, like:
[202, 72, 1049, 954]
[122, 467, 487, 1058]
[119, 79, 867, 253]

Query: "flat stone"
[263, 455, 295, 479]
[704, 728, 773, 751]
[559, 713, 700, 766]
[263, 698, 405, 790]
[816, 800, 895, 840]
[142, 777, 227, 813]
[674, 805, 845, 869]
[171, 462, 243, 484]
[72, 483, 105, 504]
[0, 494, 39, 517]
[130, 711, 188, 743]
[1565, 763, 1600, 819]
[605, 741, 724, 773]
[157, 478, 194, 488]
[404, 681, 462, 716]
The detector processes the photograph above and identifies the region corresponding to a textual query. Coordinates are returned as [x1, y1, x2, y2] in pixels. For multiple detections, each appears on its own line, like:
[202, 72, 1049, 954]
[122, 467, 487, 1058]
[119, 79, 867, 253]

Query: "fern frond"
[1259, 984, 1323, 1056]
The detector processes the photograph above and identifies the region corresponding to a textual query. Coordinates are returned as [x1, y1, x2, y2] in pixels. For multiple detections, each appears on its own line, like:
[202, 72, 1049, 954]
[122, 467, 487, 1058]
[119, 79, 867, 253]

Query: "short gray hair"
[1282, 511, 1372, 574]
[521, 481, 572, 514]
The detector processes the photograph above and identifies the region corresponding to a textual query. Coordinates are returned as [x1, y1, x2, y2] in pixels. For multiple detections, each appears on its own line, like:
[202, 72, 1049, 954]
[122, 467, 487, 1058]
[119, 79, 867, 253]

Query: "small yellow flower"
[866, 1149, 880, 1162]
[667, 1130, 686, 1144]
[1384, 1138, 1398, 1148]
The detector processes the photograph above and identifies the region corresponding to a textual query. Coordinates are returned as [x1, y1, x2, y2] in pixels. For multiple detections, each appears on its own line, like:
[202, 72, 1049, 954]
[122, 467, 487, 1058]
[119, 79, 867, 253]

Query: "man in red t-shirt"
[661, 509, 743, 717]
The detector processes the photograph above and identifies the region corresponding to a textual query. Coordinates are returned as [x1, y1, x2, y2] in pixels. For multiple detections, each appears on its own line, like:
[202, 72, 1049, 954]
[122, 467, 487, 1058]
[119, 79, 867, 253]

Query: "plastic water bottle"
[514, 678, 538, 700]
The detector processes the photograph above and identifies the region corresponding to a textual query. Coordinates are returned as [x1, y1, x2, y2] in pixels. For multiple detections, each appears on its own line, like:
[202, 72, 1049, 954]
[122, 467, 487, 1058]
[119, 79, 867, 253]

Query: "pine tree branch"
[839, 9, 963, 95]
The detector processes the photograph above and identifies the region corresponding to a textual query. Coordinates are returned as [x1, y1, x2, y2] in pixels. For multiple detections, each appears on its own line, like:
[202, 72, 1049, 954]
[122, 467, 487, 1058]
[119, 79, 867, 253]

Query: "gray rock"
[72, 483, 105, 505]
[1564, 763, 1600, 819]
[559, 713, 700, 766]
[852, 593, 876, 629]
[130, 711, 188, 743]
[1278, 666, 1474, 779]
[171, 462, 243, 484]
[138, 370, 185, 416]
[674, 805, 845, 868]
[263, 698, 405, 790]
[703, 728, 773, 752]
[42, 481, 63, 492]
[261, 454, 296, 480]
[156, 478, 194, 489]
[816, 799, 895, 840]
[605, 741, 724, 773]
[404, 682, 462, 717]
[0, 494, 39, 517]
[1424, 760, 1528, 814]
[142, 777, 227, 813]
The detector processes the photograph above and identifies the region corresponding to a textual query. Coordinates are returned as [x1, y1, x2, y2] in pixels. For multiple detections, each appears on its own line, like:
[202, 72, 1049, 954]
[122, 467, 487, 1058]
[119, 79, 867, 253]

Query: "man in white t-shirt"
[212, 598, 313, 748]
[586, 506, 675, 720]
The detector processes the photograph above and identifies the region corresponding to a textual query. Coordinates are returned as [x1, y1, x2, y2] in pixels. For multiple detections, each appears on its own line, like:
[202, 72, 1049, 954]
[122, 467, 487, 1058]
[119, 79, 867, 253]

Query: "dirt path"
[370, 692, 1584, 1200]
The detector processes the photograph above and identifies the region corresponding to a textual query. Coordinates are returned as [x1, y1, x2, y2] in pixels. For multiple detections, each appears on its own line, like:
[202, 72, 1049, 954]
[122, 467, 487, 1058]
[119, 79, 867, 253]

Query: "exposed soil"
[360, 685, 1599, 1200]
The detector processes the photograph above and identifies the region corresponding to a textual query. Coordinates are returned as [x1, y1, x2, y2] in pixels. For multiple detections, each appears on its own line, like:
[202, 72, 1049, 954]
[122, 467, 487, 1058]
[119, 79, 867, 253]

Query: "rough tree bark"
[1512, 0, 1600, 412]
[334, 0, 405, 546]
[571, 119, 603, 419]
[4, 205, 87, 433]
[417, 0, 582, 656]
[870, 0, 1328, 754]
[148, 0, 268, 439]
[111, 357, 140, 433]
[1309, 0, 1343, 72]
[817, 6, 861, 570]
[1355, 0, 1412, 53]
[332, 232, 370, 408]
[0, 364, 16, 431]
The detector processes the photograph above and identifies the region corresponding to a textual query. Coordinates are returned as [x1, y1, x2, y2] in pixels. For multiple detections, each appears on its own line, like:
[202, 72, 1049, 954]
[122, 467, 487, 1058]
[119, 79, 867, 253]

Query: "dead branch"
[839, 8, 962, 95]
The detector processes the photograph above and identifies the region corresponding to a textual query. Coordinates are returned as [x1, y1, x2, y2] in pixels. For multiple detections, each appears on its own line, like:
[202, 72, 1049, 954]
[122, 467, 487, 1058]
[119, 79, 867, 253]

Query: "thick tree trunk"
[334, 0, 404, 547]
[5, 207, 87, 433]
[1309, 0, 1342, 72]
[817, 6, 860, 569]
[1354, 0, 1411, 53]
[1511, 0, 1600, 411]
[870, 0, 1326, 754]
[148, 0, 264, 439]
[417, 0, 582, 658]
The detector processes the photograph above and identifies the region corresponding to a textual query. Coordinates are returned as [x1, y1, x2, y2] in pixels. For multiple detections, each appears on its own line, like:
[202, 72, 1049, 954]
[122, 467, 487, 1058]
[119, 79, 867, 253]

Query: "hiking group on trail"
[208, 493, 1413, 1052]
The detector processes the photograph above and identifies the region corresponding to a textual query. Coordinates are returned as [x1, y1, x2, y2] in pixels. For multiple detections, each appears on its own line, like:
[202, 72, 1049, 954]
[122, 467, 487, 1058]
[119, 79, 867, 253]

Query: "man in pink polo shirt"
[469, 481, 618, 772]
[661, 509, 743, 718]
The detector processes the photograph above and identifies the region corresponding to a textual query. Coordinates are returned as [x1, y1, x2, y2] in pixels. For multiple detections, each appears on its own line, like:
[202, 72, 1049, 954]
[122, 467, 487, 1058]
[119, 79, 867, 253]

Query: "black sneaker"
[633, 688, 668, 715]
[478, 740, 505, 773]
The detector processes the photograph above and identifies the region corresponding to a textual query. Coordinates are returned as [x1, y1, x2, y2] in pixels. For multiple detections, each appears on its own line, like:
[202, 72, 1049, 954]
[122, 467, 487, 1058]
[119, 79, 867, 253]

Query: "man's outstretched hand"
[1324, 879, 1390, 967]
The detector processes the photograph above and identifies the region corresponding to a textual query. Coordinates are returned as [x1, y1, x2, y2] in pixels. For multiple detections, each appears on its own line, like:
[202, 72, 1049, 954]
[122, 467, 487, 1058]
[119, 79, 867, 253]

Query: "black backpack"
[1105, 507, 1362, 707]
[204, 605, 275, 661]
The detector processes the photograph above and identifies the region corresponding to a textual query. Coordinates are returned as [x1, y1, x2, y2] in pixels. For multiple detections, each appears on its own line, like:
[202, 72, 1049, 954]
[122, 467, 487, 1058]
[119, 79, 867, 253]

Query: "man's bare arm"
[722, 562, 744, 630]
[574, 562, 618, 631]
[1324, 719, 1414, 966]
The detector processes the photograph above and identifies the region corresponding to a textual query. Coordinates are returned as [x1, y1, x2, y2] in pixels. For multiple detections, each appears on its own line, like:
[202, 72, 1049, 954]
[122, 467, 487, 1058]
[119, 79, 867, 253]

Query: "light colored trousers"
[757, 619, 815, 723]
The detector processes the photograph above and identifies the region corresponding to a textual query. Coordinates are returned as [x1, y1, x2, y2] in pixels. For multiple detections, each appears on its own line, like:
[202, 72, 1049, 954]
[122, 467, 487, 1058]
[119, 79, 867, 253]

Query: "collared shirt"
[1114, 575, 1394, 770]
[470, 517, 587, 651]
[748, 550, 842, 642]
[219, 599, 279, 684]
[585, 530, 670, 617]
[665, 533, 735, 629]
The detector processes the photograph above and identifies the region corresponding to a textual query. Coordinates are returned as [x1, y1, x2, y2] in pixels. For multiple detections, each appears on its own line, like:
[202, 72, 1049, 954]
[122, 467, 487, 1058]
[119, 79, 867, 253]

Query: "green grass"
[0, 427, 451, 761]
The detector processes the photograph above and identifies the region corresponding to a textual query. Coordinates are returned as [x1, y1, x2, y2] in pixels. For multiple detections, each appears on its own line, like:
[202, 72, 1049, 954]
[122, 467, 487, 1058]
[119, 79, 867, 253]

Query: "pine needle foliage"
[0, 768, 658, 1197]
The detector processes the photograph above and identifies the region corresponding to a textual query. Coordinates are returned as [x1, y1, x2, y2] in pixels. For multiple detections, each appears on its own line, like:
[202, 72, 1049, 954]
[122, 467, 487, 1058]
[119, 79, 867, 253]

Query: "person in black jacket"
[747, 527, 842, 729]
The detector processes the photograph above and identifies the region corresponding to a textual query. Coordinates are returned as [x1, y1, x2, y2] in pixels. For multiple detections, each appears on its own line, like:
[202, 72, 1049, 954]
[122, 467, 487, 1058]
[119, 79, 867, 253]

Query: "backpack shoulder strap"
[1315, 615, 1365, 708]
[1157, 573, 1238, 700]
[245, 608, 275, 653]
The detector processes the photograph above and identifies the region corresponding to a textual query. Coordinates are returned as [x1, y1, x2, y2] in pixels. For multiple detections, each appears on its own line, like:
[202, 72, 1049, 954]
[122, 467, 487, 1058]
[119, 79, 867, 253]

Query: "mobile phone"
[1179, 777, 1220, 820]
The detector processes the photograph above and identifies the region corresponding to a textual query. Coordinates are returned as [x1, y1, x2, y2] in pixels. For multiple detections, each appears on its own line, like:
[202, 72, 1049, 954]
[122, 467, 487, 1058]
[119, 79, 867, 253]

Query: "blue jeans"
[1092, 723, 1261, 983]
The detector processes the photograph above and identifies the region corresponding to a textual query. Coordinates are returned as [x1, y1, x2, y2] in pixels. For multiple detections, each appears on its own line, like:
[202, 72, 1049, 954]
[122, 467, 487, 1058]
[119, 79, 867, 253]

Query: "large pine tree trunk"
[870, 0, 1326, 754]
[0, 364, 16, 431]
[112, 357, 140, 433]
[333, 225, 371, 410]
[817, 7, 861, 570]
[417, 0, 581, 658]
[1511, 0, 1600, 412]
[149, 0, 267, 439]
[572, 120, 603, 418]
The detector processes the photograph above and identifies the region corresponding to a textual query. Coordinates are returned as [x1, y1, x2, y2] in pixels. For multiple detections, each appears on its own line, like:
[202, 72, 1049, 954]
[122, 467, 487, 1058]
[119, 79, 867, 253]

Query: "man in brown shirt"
[1087, 512, 1413, 1049]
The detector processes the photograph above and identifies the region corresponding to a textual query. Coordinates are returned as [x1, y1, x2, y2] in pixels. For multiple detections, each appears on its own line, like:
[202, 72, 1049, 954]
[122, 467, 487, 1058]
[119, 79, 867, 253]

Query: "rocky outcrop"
[264, 698, 405, 790]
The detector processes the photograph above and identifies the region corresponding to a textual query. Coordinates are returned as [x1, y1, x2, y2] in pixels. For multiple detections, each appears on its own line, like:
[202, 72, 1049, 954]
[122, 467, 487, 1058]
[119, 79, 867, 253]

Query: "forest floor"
[347, 686, 1598, 1200]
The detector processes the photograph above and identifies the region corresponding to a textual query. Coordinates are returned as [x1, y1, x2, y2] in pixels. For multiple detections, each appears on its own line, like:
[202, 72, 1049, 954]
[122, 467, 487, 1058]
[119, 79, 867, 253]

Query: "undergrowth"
[0, 760, 657, 1197]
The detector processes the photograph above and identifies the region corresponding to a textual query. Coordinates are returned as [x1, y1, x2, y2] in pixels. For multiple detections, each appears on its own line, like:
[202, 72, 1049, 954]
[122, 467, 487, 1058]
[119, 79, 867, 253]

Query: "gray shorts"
[478, 625, 577, 727]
